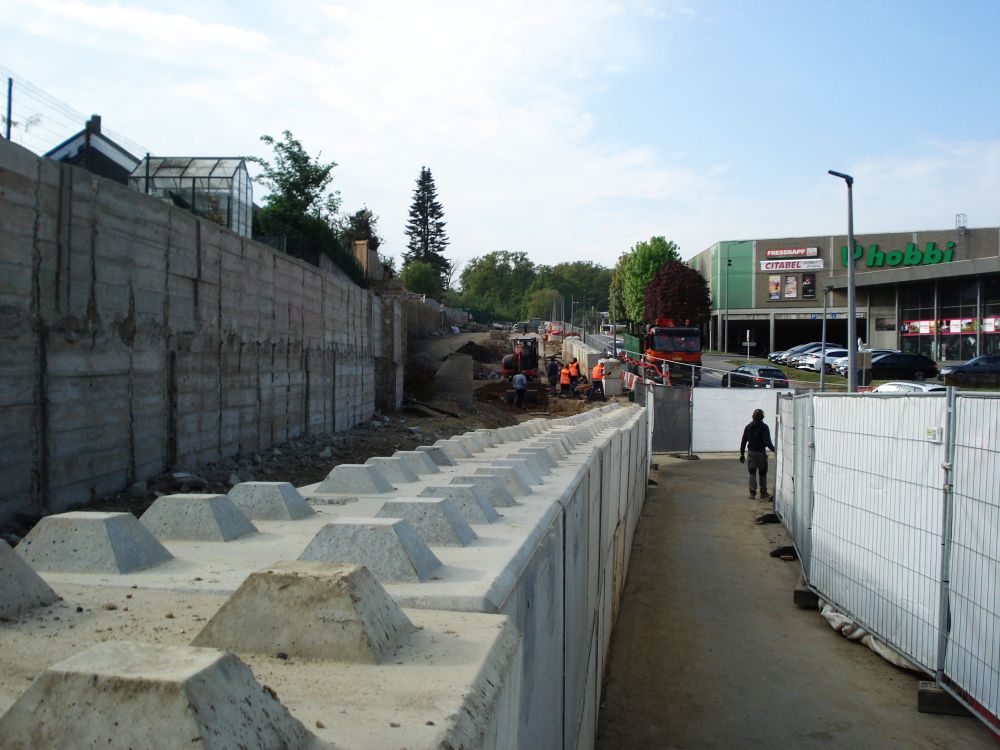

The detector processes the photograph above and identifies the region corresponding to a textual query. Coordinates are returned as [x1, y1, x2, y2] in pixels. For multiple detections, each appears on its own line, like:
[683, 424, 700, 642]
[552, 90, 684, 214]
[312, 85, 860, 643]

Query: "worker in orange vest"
[559, 364, 572, 399]
[568, 358, 581, 396]
[588, 361, 605, 402]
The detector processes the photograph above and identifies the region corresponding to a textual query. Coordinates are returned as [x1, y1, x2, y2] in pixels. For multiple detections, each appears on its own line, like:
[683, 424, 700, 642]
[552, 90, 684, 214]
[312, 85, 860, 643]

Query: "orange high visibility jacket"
[568, 361, 580, 377]
[560, 367, 572, 385]
[592, 362, 604, 381]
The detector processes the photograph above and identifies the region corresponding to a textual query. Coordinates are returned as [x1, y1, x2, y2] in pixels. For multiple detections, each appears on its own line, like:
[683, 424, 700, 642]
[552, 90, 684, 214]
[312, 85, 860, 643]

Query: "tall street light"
[828, 170, 858, 393]
[819, 285, 834, 392]
[724, 250, 732, 353]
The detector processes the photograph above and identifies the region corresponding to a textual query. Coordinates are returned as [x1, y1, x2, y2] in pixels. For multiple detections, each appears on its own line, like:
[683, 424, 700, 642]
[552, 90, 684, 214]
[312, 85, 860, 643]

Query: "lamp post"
[828, 170, 858, 393]
[724, 251, 732, 353]
[819, 285, 834, 392]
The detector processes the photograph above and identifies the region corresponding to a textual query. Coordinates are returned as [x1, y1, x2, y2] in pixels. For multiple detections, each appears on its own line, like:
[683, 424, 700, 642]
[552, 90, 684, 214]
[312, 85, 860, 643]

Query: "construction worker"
[559, 363, 572, 398]
[588, 360, 605, 402]
[739, 408, 776, 500]
[546, 356, 560, 397]
[512, 371, 528, 408]
[568, 358, 581, 395]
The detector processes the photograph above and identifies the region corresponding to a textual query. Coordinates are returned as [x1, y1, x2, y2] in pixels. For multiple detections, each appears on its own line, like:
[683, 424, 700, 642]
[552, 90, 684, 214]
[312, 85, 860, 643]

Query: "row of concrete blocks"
[0, 404, 636, 748]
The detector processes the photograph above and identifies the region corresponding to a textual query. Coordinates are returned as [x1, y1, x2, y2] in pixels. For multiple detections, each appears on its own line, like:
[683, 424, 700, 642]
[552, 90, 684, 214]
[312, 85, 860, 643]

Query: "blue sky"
[3, 0, 999, 274]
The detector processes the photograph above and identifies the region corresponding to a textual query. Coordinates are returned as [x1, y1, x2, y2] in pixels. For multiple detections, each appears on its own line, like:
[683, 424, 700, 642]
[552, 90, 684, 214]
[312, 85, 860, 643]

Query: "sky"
[3, 0, 1000, 274]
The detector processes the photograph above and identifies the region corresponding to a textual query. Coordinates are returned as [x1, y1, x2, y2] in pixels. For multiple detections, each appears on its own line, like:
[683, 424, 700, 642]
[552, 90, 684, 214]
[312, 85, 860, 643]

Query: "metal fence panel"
[944, 395, 1000, 731]
[774, 394, 795, 521]
[649, 385, 690, 452]
[809, 395, 947, 671]
[691, 388, 784, 453]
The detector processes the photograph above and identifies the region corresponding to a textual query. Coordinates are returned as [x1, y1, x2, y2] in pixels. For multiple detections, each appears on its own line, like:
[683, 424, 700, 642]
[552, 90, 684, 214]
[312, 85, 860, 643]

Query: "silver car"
[871, 381, 948, 393]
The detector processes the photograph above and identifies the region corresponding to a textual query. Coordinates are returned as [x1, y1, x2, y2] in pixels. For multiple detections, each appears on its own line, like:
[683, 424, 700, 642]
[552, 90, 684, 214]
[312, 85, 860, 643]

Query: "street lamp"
[819, 285, 834, 392]
[828, 170, 858, 393]
[724, 251, 732, 353]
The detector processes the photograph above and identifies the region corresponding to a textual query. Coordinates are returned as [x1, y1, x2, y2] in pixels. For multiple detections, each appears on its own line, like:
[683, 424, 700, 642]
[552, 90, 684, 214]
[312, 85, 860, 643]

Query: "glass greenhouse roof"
[132, 157, 246, 179]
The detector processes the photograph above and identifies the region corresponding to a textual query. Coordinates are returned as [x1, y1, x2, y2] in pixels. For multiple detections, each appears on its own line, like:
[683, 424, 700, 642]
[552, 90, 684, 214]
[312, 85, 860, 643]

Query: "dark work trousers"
[549, 377, 559, 397]
[515, 388, 526, 408]
[747, 450, 768, 495]
[588, 380, 604, 401]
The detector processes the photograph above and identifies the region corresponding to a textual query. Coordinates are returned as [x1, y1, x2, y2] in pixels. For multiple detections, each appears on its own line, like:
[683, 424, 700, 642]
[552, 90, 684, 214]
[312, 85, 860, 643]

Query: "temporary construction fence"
[775, 390, 1000, 737]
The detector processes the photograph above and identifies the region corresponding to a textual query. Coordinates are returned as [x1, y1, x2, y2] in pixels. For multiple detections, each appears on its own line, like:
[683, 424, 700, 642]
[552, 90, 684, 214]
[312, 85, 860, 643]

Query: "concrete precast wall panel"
[0, 138, 406, 526]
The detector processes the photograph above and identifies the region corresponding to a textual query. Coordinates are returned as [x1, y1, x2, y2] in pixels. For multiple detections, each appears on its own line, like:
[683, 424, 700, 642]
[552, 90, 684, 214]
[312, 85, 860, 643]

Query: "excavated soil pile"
[454, 340, 498, 363]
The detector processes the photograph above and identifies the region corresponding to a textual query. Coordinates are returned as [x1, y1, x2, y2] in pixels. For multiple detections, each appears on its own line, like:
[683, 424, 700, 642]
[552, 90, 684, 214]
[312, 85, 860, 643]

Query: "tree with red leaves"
[643, 260, 711, 324]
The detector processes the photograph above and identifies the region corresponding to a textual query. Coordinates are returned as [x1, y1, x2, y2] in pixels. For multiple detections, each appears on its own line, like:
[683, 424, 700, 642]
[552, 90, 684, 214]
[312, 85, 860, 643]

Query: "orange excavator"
[500, 337, 540, 380]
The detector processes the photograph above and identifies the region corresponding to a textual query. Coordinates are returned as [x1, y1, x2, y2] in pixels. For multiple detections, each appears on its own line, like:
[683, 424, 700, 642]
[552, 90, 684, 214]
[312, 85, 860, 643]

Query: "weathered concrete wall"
[0, 138, 401, 525]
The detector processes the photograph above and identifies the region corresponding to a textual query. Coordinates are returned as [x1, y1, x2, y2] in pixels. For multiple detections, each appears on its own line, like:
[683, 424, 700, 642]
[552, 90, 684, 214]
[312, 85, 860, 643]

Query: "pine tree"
[403, 167, 451, 287]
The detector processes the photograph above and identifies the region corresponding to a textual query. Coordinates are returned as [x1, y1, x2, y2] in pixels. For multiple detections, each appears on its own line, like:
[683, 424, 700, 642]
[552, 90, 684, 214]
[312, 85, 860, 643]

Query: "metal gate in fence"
[648, 384, 690, 452]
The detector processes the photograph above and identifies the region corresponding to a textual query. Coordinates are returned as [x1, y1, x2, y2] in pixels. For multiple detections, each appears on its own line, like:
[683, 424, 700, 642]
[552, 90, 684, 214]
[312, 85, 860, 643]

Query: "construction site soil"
[1, 331, 608, 545]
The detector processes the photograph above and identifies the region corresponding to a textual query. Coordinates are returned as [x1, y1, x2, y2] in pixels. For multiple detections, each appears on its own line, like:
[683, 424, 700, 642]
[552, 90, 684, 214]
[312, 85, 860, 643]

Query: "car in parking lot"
[603, 341, 626, 358]
[776, 342, 845, 367]
[832, 349, 900, 376]
[720, 365, 789, 388]
[864, 352, 939, 381]
[872, 381, 948, 393]
[797, 348, 849, 372]
[938, 354, 1000, 385]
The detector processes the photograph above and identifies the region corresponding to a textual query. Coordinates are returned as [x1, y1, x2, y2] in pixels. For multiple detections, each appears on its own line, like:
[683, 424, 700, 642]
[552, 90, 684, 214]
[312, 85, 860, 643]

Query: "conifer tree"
[403, 166, 451, 287]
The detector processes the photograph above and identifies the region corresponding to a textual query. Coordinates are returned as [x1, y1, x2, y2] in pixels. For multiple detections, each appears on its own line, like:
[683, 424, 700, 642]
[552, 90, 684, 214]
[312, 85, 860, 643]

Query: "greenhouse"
[129, 157, 252, 237]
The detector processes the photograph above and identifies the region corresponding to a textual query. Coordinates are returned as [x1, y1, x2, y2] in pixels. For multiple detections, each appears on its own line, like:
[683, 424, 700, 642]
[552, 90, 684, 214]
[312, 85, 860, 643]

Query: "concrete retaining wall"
[0, 138, 405, 525]
[1, 404, 649, 749]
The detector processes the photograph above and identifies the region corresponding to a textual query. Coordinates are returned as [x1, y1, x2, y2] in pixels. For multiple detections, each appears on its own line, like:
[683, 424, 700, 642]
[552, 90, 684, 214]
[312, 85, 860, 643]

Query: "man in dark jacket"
[739, 408, 776, 499]
[546, 357, 560, 397]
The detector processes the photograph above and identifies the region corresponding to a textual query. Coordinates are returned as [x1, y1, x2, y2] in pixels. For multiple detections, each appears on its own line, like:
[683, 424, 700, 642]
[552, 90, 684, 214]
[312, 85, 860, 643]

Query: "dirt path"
[596, 454, 995, 750]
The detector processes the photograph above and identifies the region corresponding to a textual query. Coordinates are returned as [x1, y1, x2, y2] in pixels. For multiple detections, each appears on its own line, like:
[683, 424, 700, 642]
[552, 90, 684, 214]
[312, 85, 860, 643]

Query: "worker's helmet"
[752, 409, 765, 421]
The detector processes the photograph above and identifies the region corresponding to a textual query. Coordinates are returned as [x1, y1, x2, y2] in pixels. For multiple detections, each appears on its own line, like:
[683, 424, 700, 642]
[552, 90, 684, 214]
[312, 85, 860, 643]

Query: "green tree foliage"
[249, 131, 363, 283]
[459, 251, 536, 320]
[400, 260, 442, 297]
[339, 206, 383, 254]
[621, 236, 681, 322]
[525, 288, 562, 319]
[609, 252, 630, 324]
[404, 167, 450, 287]
[643, 261, 711, 324]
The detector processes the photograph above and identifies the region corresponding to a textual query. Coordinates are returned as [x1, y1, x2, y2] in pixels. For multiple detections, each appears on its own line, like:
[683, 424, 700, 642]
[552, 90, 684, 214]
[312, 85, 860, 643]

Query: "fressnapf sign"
[764, 247, 819, 258]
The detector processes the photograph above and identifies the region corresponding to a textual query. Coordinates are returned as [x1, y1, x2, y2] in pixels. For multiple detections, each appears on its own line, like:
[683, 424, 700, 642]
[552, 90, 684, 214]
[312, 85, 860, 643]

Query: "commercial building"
[690, 226, 1000, 361]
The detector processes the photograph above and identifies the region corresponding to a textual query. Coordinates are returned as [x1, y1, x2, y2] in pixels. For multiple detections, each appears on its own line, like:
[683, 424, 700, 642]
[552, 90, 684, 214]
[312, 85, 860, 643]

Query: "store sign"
[765, 247, 818, 258]
[760, 259, 824, 271]
[841, 241, 955, 267]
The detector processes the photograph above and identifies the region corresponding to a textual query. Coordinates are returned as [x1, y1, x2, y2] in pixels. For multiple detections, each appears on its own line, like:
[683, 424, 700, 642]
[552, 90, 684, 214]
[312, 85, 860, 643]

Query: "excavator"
[500, 337, 540, 380]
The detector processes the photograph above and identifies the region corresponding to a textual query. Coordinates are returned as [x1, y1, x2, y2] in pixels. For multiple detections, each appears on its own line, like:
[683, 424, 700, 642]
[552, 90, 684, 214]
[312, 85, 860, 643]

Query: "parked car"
[778, 342, 845, 366]
[832, 349, 900, 376]
[797, 348, 849, 372]
[872, 381, 948, 393]
[603, 341, 626, 358]
[721, 365, 789, 388]
[865, 352, 939, 381]
[938, 354, 1000, 385]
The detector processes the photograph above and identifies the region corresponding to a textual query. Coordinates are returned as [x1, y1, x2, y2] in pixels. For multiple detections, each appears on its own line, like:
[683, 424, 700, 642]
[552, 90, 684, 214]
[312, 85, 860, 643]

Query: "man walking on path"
[588, 360, 605, 401]
[512, 371, 528, 408]
[739, 408, 776, 499]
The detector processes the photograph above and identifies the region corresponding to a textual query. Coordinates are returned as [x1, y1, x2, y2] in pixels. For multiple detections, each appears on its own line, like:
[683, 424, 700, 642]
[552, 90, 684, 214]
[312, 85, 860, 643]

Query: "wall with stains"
[0, 139, 401, 525]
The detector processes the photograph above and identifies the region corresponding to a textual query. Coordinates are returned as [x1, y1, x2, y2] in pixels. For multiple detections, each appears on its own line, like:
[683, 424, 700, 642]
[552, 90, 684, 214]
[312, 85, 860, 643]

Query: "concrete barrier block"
[448, 475, 517, 507]
[140, 494, 258, 542]
[314, 463, 394, 494]
[365, 456, 420, 484]
[474, 466, 533, 497]
[298, 518, 441, 582]
[508, 450, 552, 475]
[520, 445, 558, 467]
[0, 640, 319, 748]
[434, 438, 472, 459]
[0, 541, 60, 619]
[533, 437, 569, 459]
[493, 458, 544, 485]
[16, 512, 173, 574]
[392, 450, 441, 475]
[460, 432, 488, 451]
[227, 482, 315, 520]
[377, 498, 477, 546]
[415, 445, 457, 466]
[192, 562, 415, 662]
[419, 485, 500, 524]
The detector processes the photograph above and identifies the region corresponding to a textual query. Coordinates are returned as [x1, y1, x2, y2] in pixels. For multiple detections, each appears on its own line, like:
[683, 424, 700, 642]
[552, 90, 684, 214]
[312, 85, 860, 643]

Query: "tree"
[400, 260, 442, 297]
[525, 288, 562, 319]
[339, 206, 383, 255]
[459, 251, 536, 320]
[621, 236, 681, 322]
[249, 131, 340, 222]
[643, 261, 711, 325]
[404, 167, 450, 287]
[609, 252, 630, 324]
